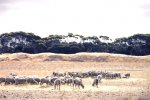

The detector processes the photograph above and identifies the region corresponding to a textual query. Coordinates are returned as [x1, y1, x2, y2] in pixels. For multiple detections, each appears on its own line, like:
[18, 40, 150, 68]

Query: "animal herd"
[0, 71, 130, 90]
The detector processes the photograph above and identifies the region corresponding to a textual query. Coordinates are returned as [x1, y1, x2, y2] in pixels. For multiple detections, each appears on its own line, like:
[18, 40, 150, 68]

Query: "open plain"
[0, 53, 150, 100]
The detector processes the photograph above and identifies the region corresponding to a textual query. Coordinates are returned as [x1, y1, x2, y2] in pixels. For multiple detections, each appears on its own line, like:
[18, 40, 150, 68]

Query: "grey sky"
[0, 0, 12, 12]
[142, 3, 150, 17]
[0, 0, 149, 39]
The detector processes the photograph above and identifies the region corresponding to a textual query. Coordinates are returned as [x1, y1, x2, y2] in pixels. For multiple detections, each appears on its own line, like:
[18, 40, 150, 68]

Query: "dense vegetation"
[0, 31, 150, 56]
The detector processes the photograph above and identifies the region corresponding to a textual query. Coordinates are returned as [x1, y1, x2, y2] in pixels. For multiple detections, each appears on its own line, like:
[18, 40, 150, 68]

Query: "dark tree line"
[0, 31, 150, 56]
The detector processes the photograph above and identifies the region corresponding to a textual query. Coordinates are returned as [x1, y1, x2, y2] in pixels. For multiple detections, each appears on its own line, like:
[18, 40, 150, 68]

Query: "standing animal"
[92, 78, 99, 87]
[92, 75, 102, 88]
[54, 78, 61, 90]
[97, 75, 102, 82]
[65, 77, 73, 86]
[10, 73, 17, 77]
[52, 72, 63, 77]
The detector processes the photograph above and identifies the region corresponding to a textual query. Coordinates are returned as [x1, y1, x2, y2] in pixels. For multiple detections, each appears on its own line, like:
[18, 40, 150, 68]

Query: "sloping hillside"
[0, 52, 150, 62]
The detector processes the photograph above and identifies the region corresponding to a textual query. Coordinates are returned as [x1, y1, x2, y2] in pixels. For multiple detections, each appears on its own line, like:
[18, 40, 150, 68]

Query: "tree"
[0, 31, 150, 55]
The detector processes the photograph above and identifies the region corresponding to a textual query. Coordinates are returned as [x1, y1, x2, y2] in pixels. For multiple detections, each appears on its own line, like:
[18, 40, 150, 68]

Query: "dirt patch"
[0, 90, 149, 100]
[43, 55, 64, 61]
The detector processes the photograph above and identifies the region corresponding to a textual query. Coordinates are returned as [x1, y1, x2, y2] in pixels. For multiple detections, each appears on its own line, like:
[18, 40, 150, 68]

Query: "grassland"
[0, 53, 149, 100]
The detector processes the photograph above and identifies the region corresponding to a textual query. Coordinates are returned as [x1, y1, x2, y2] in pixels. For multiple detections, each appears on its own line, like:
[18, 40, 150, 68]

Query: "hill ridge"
[0, 52, 149, 62]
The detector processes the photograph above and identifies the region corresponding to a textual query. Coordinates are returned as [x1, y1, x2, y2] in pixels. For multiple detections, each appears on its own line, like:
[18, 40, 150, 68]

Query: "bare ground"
[0, 53, 150, 100]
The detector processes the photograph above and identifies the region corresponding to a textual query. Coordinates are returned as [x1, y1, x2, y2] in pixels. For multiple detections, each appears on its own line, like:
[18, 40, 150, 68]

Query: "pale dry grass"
[0, 53, 150, 100]
[0, 52, 150, 62]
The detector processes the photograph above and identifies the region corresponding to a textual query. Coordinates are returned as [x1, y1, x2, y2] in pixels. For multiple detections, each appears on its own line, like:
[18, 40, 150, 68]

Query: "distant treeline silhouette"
[0, 31, 150, 56]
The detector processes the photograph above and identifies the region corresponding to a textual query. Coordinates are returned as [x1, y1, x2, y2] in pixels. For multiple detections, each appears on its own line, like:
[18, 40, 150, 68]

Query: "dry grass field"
[0, 53, 150, 100]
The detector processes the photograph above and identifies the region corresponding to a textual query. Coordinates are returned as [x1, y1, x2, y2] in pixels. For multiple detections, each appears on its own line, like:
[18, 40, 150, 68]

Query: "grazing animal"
[5, 77, 15, 85]
[34, 77, 41, 84]
[0, 77, 5, 85]
[124, 73, 130, 78]
[27, 77, 40, 85]
[53, 72, 63, 77]
[88, 71, 98, 77]
[122, 73, 130, 78]
[114, 73, 121, 79]
[65, 77, 73, 86]
[40, 78, 51, 86]
[54, 78, 61, 90]
[73, 77, 84, 89]
[105, 73, 114, 79]
[50, 77, 58, 85]
[15, 77, 27, 85]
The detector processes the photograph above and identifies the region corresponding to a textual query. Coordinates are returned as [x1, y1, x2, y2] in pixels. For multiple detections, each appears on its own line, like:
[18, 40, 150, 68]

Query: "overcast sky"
[0, 0, 150, 39]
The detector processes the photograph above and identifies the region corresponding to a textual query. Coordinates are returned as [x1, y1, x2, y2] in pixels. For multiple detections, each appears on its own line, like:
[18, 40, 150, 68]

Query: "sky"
[0, 0, 150, 39]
